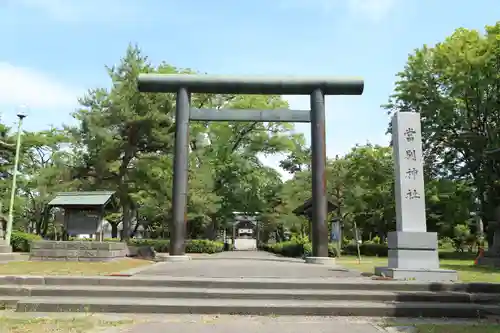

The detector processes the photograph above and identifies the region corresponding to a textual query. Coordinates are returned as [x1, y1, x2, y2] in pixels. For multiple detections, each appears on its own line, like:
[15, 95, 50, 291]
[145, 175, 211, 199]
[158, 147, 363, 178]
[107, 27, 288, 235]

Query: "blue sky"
[1, 0, 499, 178]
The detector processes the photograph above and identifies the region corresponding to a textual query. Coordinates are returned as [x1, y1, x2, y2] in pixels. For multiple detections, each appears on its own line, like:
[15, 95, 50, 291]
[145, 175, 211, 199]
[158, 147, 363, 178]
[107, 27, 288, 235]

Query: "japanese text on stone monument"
[393, 112, 427, 232]
[403, 127, 421, 200]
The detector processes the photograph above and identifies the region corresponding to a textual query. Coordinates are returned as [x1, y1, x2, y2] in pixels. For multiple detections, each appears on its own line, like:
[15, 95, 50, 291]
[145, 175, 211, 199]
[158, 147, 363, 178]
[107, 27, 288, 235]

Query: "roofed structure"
[47, 191, 116, 239]
[293, 197, 338, 220]
[48, 191, 115, 208]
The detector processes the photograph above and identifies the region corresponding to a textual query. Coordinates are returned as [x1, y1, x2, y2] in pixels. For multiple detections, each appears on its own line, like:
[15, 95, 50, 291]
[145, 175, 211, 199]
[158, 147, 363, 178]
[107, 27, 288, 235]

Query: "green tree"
[343, 145, 394, 241]
[69, 45, 178, 240]
[19, 129, 76, 235]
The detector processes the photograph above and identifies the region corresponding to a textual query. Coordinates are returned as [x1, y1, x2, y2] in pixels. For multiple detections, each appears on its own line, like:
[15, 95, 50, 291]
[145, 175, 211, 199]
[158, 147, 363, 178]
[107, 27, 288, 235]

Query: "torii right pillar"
[375, 112, 458, 281]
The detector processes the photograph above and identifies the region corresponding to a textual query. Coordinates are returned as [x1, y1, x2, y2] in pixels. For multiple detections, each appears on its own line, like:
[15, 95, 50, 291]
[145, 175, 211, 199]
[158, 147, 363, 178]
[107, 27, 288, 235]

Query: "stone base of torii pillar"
[374, 112, 457, 281]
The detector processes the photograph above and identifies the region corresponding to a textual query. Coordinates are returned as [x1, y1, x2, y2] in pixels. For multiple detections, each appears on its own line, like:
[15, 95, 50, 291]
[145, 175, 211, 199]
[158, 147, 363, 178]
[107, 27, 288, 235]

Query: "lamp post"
[5, 109, 27, 245]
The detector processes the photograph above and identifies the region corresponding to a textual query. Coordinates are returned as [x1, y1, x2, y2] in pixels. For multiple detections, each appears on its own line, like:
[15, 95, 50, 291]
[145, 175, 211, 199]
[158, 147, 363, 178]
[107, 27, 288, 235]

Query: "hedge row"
[10, 232, 227, 254]
[343, 243, 388, 257]
[127, 239, 228, 254]
[262, 240, 339, 258]
[103, 238, 228, 254]
[265, 240, 478, 259]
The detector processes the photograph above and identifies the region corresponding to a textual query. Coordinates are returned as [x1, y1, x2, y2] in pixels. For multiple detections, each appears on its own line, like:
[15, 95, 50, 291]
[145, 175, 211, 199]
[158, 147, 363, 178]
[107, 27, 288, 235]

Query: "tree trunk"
[121, 200, 131, 242]
[111, 223, 118, 238]
[41, 206, 50, 237]
[208, 214, 218, 240]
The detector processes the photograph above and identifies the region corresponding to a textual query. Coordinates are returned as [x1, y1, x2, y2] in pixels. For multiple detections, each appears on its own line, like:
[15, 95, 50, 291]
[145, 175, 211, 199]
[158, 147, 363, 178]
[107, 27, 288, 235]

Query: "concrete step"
[3, 275, 500, 293]
[0, 296, 21, 309]
[14, 297, 500, 317]
[0, 285, 498, 303]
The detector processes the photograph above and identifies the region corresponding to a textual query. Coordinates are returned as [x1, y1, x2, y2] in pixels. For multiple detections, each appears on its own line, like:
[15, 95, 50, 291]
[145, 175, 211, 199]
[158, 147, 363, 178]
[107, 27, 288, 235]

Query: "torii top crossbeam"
[137, 74, 364, 95]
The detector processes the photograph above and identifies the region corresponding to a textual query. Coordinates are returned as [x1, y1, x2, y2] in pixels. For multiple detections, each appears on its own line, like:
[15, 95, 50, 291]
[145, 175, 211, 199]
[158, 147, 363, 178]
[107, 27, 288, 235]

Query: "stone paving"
[105, 314, 385, 333]
[4, 312, 493, 333]
[136, 250, 362, 279]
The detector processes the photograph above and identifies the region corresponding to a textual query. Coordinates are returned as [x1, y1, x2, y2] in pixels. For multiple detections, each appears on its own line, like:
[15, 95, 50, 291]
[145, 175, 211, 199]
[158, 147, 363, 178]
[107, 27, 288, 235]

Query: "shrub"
[263, 239, 338, 258]
[11, 231, 42, 252]
[371, 236, 381, 244]
[66, 238, 227, 254]
[360, 243, 388, 256]
[328, 243, 340, 258]
[452, 224, 471, 252]
[127, 239, 225, 254]
[342, 242, 388, 257]
[342, 243, 358, 255]
[128, 239, 170, 252]
[438, 237, 454, 249]
[185, 239, 224, 254]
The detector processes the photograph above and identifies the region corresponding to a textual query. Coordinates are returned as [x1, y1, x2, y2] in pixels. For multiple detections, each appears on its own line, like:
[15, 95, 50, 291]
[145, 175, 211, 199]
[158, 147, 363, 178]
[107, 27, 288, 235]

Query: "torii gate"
[138, 74, 364, 261]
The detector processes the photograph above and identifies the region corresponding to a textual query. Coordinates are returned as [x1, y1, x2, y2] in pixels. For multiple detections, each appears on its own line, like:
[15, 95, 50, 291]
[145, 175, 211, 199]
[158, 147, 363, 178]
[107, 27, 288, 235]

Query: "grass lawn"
[383, 322, 500, 333]
[385, 323, 500, 333]
[0, 258, 153, 276]
[0, 316, 134, 333]
[337, 256, 500, 282]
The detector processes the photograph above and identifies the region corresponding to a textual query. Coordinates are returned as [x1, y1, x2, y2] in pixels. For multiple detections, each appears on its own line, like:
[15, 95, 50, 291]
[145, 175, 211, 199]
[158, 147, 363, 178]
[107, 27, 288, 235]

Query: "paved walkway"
[137, 251, 362, 279]
[0, 312, 385, 333]
[106, 314, 384, 333]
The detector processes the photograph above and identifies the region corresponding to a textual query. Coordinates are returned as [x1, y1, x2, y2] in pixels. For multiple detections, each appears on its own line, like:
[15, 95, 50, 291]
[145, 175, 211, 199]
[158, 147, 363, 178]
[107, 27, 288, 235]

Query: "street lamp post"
[5, 111, 27, 245]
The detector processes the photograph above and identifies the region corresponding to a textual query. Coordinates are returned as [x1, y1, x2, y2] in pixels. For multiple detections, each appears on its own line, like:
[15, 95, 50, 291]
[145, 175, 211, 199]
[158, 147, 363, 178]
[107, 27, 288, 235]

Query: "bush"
[342, 242, 388, 257]
[452, 224, 471, 252]
[263, 239, 338, 258]
[68, 237, 120, 242]
[438, 237, 454, 249]
[360, 243, 388, 256]
[371, 235, 382, 244]
[11, 231, 42, 252]
[65, 238, 227, 254]
[128, 239, 170, 252]
[127, 239, 225, 254]
[342, 243, 358, 255]
[186, 239, 224, 254]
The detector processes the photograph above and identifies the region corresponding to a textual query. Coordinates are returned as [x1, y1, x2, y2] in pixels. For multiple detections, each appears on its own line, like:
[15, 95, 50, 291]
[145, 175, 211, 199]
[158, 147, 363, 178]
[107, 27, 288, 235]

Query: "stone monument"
[375, 112, 458, 281]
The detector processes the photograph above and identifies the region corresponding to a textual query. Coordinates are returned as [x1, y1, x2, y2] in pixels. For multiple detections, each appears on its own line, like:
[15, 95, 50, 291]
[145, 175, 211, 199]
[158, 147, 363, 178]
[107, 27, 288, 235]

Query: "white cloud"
[0, 62, 80, 127]
[0, 62, 79, 109]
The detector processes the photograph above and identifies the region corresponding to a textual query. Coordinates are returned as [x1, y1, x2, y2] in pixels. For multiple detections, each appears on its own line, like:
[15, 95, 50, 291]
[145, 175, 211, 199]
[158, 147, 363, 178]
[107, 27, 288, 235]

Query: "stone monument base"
[30, 240, 127, 262]
[0, 241, 12, 254]
[374, 231, 458, 281]
[374, 266, 458, 281]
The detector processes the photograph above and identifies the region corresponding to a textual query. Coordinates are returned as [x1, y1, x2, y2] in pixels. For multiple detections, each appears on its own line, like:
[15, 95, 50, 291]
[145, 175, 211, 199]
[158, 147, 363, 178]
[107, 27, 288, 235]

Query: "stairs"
[0, 275, 499, 317]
